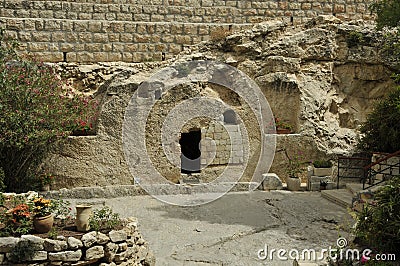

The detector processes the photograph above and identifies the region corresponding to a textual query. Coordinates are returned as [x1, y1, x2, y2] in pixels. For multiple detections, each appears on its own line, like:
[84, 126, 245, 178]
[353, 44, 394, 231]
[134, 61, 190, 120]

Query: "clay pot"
[75, 205, 92, 232]
[276, 128, 292, 134]
[33, 214, 54, 233]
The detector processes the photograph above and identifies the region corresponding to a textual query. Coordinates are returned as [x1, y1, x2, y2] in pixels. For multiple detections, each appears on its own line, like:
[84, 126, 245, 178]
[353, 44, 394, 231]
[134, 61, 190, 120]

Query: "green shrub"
[358, 87, 400, 153]
[312, 160, 333, 168]
[347, 31, 365, 47]
[10, 240, 38, 262]
[370, 0, 400, 30]
[0, 29, 98, 192]
[354, 176, 400, 256]
[89, 206, 121, 232]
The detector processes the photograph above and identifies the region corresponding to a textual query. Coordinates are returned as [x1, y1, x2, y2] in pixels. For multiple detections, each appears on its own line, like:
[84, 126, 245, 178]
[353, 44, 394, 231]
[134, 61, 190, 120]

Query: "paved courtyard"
[66, 190, 354, 265]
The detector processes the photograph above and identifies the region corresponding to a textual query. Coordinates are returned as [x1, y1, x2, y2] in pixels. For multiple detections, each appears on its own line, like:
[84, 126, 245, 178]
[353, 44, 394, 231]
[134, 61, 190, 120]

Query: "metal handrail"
[337, 156, 370, 189]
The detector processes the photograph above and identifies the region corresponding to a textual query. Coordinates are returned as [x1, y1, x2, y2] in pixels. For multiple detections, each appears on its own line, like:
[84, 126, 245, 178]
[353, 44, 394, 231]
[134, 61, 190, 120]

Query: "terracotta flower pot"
[76, 205, 92, 232]
[33, 214, 54, 233]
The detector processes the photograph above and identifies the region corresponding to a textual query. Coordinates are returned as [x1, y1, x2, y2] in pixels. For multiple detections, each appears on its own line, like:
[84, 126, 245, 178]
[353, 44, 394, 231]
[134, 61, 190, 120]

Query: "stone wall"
[0, 0, 374, 63]
[0, 219, 155, 265]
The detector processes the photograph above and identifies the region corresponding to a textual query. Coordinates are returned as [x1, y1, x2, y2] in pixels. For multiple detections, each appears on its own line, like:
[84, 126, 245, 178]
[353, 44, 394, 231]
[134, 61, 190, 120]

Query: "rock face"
[45, 16, 396, 188]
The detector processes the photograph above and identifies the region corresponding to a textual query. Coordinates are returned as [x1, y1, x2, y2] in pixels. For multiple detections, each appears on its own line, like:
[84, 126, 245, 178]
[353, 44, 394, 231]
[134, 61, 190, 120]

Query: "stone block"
[48, 250, 82, 262]
[0, 237, 19, 252]
[67, 237, 83, 249]
[21, 235, 44, 250]
[109, 230, 128, 243]
[262, 173, 283, 190]
[32, 251, 48, 261]
[44, 239, 68, 252]
[81, 231, 97, 247]
[86, 245, 105, 260]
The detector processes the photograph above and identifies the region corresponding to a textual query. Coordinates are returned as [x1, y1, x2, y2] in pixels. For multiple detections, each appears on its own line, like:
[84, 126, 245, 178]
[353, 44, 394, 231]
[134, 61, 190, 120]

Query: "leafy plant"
[275, 117, 293, 131]
[47, 227, 59, 240]
[370, 0, 400, 30]
[0, 167, 5, 192]
[89, 206, 121, 232]
[313, 160, 333, 168]
[354, 176, 400, 256]
[0, 203, 32, 236]
[347, 31, 365, 47]
[283, 149, 307, 178]
[358, 88, 400, 153]
[51, 198, 72, 226]
[9, 240, 38, 262]
[0, 28, 98, 192]
[32, 197, 52, 217]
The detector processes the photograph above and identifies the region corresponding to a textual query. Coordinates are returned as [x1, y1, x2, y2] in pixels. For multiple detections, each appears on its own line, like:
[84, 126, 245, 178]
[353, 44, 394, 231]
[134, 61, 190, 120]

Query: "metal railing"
[337, 155, 371, 189]
[362, 150, 400, 189]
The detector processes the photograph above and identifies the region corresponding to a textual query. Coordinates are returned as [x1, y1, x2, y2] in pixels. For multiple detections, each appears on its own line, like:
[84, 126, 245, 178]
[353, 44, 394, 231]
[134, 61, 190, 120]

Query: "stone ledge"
[40, 182, 263, 199]
[0, 218, 155, 266]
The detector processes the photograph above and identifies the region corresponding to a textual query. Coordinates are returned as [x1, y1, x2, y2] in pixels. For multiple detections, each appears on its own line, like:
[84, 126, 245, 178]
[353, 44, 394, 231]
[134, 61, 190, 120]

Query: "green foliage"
[358, 88, 400, 153]
[284, 150, 307, 178]
[51, 198, 72, 226]
[89, 206, 121, 232]
[370, 0, 400, 30]
[0, 29, 98, 192]
[313, 160, 333, 168]
[10, 240, 38, 262]
[354, 176, 400, 255]
[347, 31, 365, 47]
[47, 227, 59, 240]
[0, 167, 5, 192]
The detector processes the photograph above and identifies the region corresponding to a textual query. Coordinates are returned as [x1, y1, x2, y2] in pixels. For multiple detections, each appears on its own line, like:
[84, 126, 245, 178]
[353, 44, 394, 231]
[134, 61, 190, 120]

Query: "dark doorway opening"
[179, 130, 201, 174]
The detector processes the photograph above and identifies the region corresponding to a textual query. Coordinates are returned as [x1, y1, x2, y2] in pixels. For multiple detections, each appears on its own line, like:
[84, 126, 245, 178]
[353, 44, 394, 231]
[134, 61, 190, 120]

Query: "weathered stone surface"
[31, 251, 48, 261]
[21, 235, 45, 250]
[96, 232, 110, 244]
[48, 250, 82, 262]
[85, 245, 105, 260]
[43, 239, 68, 252]
[41, 17, 396, 188]
[261, 173, 283, 190]
[67, 237, 83, 249]
[0, 237, 19, 252]
[105, 242, 118, 262]
[81, 231, 97, 247]
[109, 230, 128, 243]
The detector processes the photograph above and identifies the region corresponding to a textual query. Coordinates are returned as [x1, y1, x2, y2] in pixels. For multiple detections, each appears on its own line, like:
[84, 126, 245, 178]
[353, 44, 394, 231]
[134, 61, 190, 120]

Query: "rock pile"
[0, 218, 155, 266]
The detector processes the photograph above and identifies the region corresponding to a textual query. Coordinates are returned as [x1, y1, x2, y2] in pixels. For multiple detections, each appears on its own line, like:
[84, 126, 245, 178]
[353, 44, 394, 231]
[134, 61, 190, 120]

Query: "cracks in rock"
[204, 223, 281, 249]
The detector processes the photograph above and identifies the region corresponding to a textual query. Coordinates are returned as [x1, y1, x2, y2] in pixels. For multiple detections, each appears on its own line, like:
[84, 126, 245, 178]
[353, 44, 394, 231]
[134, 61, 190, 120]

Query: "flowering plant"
[39, 173, 55, 186]
[7, 203, 31, 224]
[275, 117, 293, 131]
[32, 197, 52, 217]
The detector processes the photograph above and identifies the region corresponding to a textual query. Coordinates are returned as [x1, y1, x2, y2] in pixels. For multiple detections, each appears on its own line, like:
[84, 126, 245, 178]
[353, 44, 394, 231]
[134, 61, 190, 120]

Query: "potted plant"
[312, 160, 333, 176]
[284, 150, 305, 191]
[32, 197, 54, 233]
[275, 117, 293, 134]
[38, 173, 55, 192]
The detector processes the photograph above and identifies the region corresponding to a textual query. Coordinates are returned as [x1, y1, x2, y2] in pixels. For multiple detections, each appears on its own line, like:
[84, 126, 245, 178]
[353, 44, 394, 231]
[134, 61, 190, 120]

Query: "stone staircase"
[321, 181, 383, 210]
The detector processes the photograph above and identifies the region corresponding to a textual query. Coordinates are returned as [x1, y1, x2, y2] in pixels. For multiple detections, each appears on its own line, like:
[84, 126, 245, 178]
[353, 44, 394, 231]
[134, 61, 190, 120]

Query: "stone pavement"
[64, 190, 354, 265]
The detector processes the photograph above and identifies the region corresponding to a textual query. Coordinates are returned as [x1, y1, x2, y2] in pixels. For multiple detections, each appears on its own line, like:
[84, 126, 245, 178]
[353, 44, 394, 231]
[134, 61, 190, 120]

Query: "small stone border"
[41, 182, 263, 199]
[0, 218, 155, 266]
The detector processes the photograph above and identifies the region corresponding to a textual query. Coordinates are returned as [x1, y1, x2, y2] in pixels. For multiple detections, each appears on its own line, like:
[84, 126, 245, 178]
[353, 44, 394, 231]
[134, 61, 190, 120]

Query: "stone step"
[321, 189, 353, 208]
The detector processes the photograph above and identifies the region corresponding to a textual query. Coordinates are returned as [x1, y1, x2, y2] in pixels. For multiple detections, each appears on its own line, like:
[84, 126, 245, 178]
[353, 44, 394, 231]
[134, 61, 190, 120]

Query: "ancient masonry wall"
[0, 0, 374, 63]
